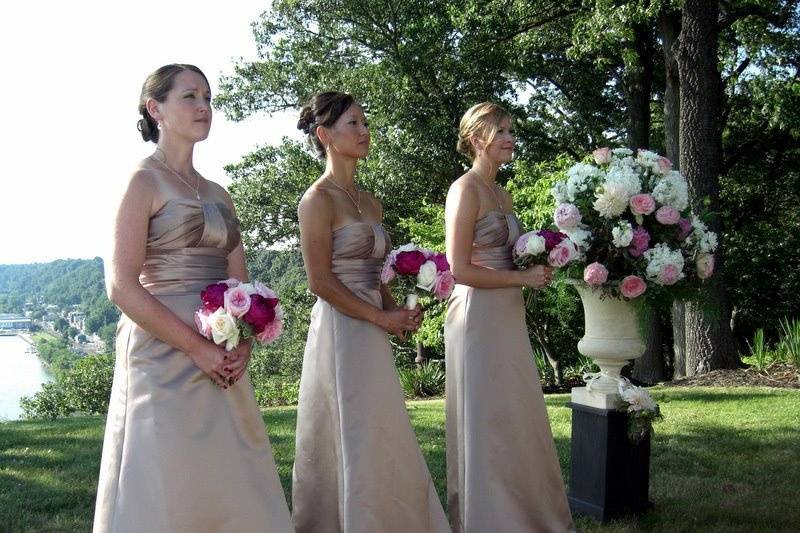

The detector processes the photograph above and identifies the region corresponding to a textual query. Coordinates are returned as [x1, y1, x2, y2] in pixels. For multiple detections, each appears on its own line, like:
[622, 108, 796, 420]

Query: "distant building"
[0, 314, 32, 332]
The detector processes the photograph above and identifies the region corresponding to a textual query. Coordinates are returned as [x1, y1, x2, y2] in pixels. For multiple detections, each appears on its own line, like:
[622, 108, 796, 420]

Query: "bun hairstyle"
[137, 64, 209, 143]
[456, 102, 512, 160]
[297, 91, 356, 158]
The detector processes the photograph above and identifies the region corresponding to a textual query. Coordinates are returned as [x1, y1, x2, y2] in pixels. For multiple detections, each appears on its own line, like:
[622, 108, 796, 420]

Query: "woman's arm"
[445, 179, 550, 289]
[105, 171, 231, 388]
[298, 187, 417, 338]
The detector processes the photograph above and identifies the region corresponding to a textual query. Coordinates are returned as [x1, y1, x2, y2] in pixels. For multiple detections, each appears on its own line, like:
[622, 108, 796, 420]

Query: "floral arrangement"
[194, 278, 283, 350]
[513, 229, 579, 269]
[550, 147, 718, 302]
[381, 244, 455, 308]
[617, 377, 663, 443]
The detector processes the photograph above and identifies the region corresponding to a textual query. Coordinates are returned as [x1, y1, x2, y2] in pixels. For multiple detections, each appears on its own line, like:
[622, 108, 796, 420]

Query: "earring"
[157, 122, 162, 131]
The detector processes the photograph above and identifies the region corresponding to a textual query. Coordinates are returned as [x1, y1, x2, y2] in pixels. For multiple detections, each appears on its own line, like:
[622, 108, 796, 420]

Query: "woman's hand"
[376, 308, 420, 340]
[518, 265, 554, 289]
[225, 339, 253, 386]
[187, 342, 232, 389]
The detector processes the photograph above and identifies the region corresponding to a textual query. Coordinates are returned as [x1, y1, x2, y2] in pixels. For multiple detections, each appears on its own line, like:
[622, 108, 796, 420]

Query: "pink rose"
[514, 233, 531, 256]
[554, 203, 582, 230]
[658, 157, 672, 172]
[433, 271, 455, 300]
[629, 194, 656, 216]
[242, 294, 278, 333]
[430, 252, 450, 273]
[548, 241, 575, 267]
[628, 227, 651, 258]
[380, 259, 396, 284]
[394, 250, 427, 275]
[583, 262, 609, 286]
[657, 264, 681, 286]
[194, 309, 213, 338]
[697, 254, 715, 280]
[256, 315, 283, 344]
[593, 147, 612, 164]
[655, 206, 680, 225]
[620, 275, 647, 299]
[676, 218, 693, 241]
[200, 283, 228, 311]
[224, 285, 252, 318]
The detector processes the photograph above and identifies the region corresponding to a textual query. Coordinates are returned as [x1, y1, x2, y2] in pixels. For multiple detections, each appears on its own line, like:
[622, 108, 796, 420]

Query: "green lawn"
[1, 387, 798, 532]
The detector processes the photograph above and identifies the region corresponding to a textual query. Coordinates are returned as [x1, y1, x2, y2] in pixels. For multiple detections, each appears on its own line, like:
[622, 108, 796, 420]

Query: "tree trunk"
[676, 0, 738, 375]
[627, 21, 655, 150]
[659, 8, 686, 379]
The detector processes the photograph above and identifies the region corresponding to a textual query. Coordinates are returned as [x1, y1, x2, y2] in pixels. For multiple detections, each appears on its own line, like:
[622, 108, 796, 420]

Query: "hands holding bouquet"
[513, 229, 579, 288]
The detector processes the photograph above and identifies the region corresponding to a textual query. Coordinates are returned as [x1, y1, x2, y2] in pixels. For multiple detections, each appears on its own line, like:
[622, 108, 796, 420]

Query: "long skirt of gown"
[445, 284, 574, 533]
[292, 286, 449, 533]
[93, 291, 293, 532]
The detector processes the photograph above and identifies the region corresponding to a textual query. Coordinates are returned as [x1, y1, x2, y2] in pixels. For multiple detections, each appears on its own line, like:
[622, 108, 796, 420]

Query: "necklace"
[473, 170, 503, 210]
[152, 149, 201, 200]
[325, 176, 361, 214]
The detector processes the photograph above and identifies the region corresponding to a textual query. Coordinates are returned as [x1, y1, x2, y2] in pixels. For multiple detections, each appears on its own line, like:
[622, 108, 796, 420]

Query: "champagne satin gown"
[444, 211, 574, 533]
[292, 222, 449, 533]
[93, 199, 293, 533]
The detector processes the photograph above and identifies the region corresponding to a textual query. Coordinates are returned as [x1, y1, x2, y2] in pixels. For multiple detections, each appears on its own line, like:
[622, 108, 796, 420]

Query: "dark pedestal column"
[567, 402, 653, 522]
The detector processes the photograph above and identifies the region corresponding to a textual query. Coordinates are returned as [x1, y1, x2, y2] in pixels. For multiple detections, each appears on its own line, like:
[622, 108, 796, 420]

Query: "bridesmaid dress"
[444, 211, 574, 533]
[93, 198, 293, 533]
[292, 222, 449, 533]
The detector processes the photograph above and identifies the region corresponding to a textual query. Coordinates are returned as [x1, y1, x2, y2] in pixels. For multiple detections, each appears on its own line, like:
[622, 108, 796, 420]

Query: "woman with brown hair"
[291, 91, 449, 533]
[93, 64, 292, 533]
[444, 102, 574, 532]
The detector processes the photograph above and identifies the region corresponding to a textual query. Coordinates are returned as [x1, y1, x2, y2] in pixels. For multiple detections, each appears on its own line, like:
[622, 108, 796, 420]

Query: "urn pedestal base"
[567, 402, 653, 522]
[571, 386, 620, 410]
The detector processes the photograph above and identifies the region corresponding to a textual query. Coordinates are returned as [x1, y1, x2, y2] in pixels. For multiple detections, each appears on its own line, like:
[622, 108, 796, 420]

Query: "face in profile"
[153, 70, 213, 142]
[482, 117, 515, 164]
[321, 104, 370, 159]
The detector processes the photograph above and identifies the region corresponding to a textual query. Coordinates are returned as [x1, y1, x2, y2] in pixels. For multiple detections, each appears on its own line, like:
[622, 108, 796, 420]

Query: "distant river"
[0, 335, 54, 421]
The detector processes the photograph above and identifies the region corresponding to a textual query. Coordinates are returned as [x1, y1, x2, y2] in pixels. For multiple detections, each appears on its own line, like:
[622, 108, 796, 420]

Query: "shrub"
[398, 361, 445, 398]
[778, 317, 800, 368]
[254, 377, 301, 407]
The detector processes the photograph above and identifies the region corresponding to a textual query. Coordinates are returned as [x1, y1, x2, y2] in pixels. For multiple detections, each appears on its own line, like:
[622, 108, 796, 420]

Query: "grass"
[1, 387, 799, 532]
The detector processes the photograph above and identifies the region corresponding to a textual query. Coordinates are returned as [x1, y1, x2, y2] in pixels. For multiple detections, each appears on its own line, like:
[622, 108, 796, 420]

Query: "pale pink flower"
[697, 254, 715, 279]
[629, 227, 651, 258]
[658, 157, 673, 172]
[548, 240, 576, 267]
[593, 147, 612, 164]
[220, 278, 240, 288]
[629, 193, 656, 216]
[194, 309, 213, 339]
[620, 275, 647, 299]
[433, 271, 455, 300]
[380, 259, 396, 284]
[256, 316, 283, 344]
[253, 281, 277, 300]
[554, 203, 582, 230]
[583, 262, 609, 286]
[655, 206, 680, 225]
[223, 285, 252, 318]
[657, 263, 681, 286]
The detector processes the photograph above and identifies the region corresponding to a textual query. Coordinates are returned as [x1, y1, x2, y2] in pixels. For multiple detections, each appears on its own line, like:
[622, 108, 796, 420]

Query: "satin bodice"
[470, 211, 521, 270]
[330, 222, 391, 292]
[140, 198, 241, 295]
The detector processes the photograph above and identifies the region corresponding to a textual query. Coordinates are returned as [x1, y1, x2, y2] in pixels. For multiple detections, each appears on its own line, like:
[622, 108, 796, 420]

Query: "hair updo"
[297, 91, 356, 158]
[137, 64, 209, 143]
[456, 102, 512, 160]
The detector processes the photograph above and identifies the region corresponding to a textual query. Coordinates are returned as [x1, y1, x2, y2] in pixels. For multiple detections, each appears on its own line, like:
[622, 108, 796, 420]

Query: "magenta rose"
[243, 294, 277, 333]
[629, 194, 656, 216]
[583, 262, 609, 286]
[620, 275, 647, 299]
[201, 282, 228, 311]
[655, 206, 681, 225]
[628, 227, 651, 258]
[676, 218, 693, 241]
[548, 240, 575, 267]
[554, 203, 582, 230]
[539, 229, 568, 252]
[657, 264, 682, 286]
[430, 252, 450, 272]
[394, 250, 428, 275]
[697, 254, 715, 280]
[593, 147, 612, 164]
[434, 271, 455, 300]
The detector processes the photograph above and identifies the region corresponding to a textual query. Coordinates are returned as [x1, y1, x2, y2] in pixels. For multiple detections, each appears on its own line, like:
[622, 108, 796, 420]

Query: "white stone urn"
[570, 282, 646, 409]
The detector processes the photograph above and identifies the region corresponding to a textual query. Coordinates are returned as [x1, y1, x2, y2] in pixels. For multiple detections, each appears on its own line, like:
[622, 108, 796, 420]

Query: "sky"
[0, 1, 300, 265]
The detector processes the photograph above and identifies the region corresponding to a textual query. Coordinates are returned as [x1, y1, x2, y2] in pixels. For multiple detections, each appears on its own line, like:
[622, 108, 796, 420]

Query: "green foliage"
[34, 337, 80, 376]
[779, 317, 800, 368]
[507, 155, 575, 231]
[253, 376, 301, 407]
[397, 361, 446, 398]
[18, 382, 71, 420]
[743, 329, 772, 370]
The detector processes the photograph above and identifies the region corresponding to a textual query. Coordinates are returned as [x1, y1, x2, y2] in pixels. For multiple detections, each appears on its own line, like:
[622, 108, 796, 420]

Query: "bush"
[398, 361, 446, 398]
[779, 317, 800, 368]
[254, 377, 300, 407]
[19, 382, 71, 420]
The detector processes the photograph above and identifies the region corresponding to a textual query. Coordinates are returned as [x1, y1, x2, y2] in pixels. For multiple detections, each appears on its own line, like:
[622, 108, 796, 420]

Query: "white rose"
[209, 308, 240, 351]
[416, 260, 438, 291]
[525, 234, 546, 256]
[612, 222, 634, 248]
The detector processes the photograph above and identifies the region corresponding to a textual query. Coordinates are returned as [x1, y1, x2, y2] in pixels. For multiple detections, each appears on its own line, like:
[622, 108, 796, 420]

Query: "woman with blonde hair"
[444, 102, 574, 532]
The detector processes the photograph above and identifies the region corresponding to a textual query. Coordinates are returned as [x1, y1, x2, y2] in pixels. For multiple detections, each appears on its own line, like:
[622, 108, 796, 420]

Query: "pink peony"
[243, 294, 278, 333]
[658, 157, 673, 172]
[224, 285, 252, 318]
[628, 227, 651, 258]
[394, 250, 427, 275]
[380, 259, 396, 284]
[657, 264, 681, 286]
[629, 194, 656, 216]
[620, 275, 647, 299]
[194, 309, 213, 338]
[433, 271, 455, 300]
[256, 315, 283, 344]
[583, 262, 609, 286]
[655, 206, 681, 225]
[554, 203, 582, 230]
[548, 241, 575, 267]
[514, 233, 531, 256]
[430, 252, 450, 273]
[697, 254, 715, 279]
[676, 218, 693, 240]
[593, 147, 612, 164]
[200, 283, 228, 311]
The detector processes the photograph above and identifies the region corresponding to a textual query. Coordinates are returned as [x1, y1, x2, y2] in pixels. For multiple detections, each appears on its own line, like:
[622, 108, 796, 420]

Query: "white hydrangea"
[636, 149, 662, 173]
[593, 181, 630, 218]
[605, 165, 642, 199]
[612, 147, 634, 159]
[651, 171, 689, 211]
[551, 181, 569, 204]
[688, 216, 719, 253]
[565, 163, 602, 201]
[567, 226, 593, 252]
[643, 243, 685, 283]
[612, 221, 634, 248]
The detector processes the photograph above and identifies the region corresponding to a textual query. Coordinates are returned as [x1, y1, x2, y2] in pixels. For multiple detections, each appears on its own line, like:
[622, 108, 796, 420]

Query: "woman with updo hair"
[292, 91, 449, 532]
[444, 103, 574, 532]
[93, 64, 292, 532]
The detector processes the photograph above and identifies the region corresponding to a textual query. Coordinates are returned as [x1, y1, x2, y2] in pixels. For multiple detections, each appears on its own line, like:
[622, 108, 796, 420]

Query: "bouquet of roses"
[381, 244, 455, 309]
[513, 229, 579, 270]
[550, 147, 719, 301]
[194, 278, 283, 351]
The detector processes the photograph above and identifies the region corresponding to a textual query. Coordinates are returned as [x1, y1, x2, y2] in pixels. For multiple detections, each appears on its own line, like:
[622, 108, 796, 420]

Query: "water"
[0, 335, 53, 421]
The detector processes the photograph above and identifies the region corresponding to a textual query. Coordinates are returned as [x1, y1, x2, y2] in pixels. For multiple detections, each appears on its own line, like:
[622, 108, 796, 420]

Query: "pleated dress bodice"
[470, 211, 521, 270]
[329, 221, 391, 301]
